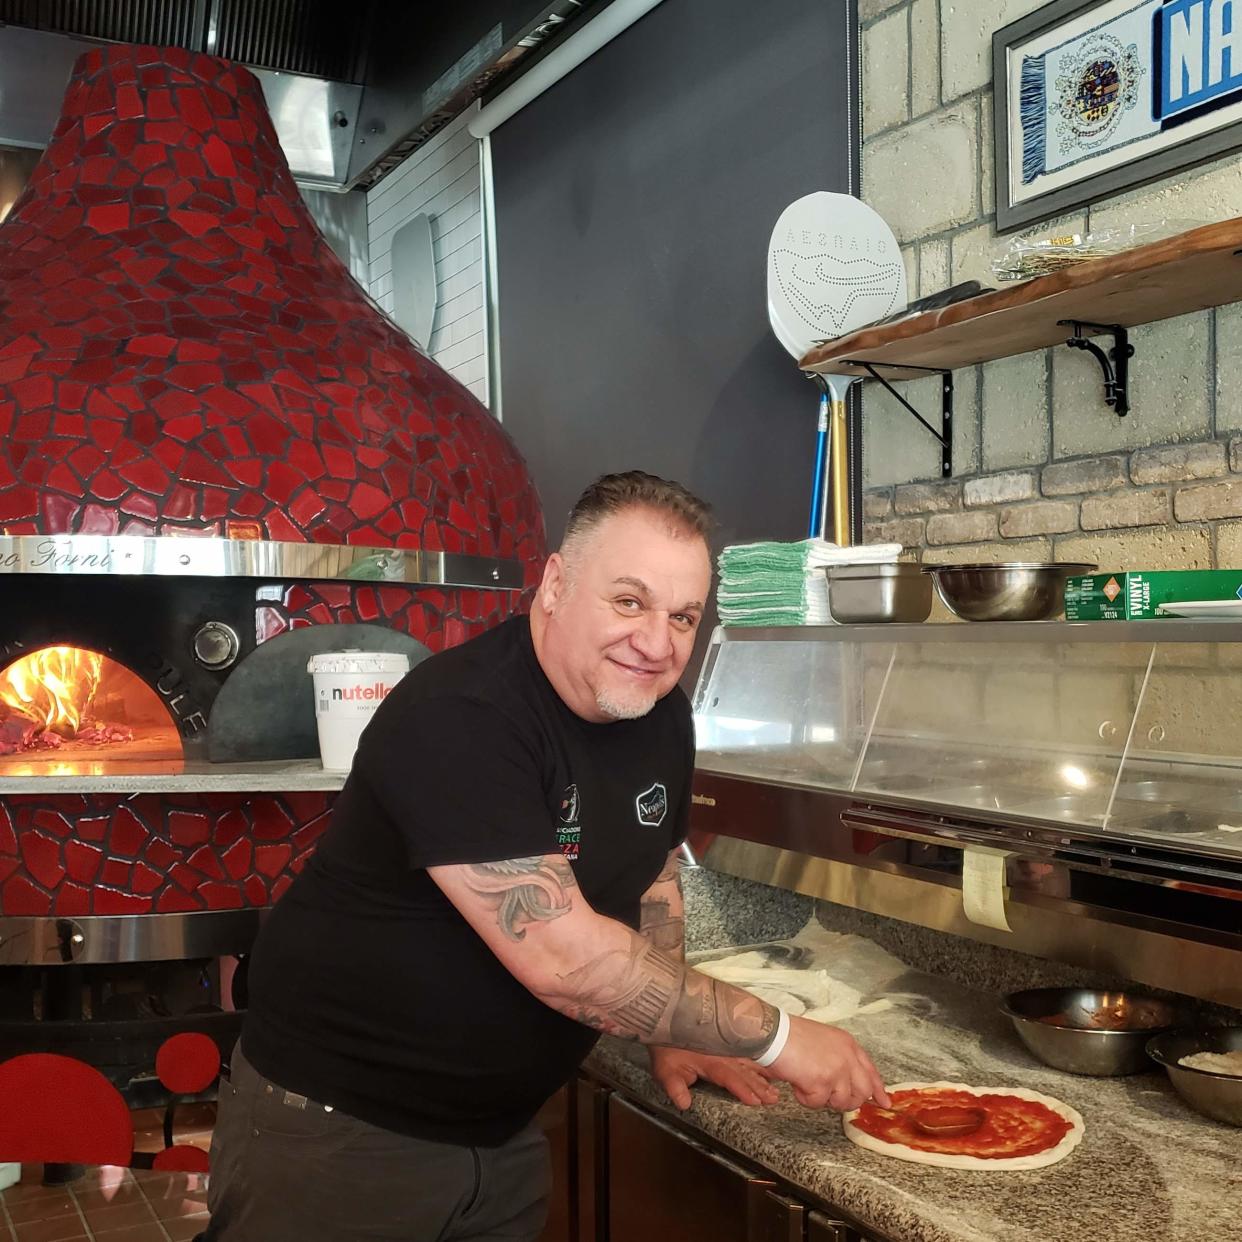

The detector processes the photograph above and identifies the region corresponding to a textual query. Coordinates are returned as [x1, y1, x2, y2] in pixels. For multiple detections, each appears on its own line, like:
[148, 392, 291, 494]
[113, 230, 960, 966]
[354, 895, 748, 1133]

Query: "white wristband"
[752, 1009, 790, 1068]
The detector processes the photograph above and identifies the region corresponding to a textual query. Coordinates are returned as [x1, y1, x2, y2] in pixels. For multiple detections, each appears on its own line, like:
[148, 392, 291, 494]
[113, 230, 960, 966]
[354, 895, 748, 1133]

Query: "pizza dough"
[694, 953, 902, 1022]
[842, 1081, 1084, 1171]
[1178, 1050, 1242, 1077]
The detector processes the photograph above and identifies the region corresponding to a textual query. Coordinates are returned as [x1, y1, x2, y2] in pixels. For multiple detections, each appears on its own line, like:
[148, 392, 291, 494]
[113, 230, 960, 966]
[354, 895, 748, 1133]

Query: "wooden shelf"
[798, 218, 1242, 379]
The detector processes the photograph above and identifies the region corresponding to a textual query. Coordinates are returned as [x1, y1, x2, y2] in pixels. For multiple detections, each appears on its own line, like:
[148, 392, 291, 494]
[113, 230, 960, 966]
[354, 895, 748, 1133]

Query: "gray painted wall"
[491, 0, 858, 551]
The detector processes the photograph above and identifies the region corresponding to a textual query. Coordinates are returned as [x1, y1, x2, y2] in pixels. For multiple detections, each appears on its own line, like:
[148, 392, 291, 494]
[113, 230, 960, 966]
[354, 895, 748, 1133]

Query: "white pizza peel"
[766, 193, 906, 543]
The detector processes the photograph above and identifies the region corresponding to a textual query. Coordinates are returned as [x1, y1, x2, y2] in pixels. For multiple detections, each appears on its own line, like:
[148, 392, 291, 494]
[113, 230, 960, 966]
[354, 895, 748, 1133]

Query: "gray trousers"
[204, 1044, 550, 1242]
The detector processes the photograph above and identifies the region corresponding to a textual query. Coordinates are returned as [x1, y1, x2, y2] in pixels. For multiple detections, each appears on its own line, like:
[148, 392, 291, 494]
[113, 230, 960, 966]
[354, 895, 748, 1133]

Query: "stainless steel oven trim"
[689, 770, 1242, 1006]
[695, 835, 1242, 1009]
[691, 770, 1242, 888]
[0, 535, 523, 588]
[0, 909, 263, 965]
[695, 766, 1242, 873]
[836, 802, 1242, 884]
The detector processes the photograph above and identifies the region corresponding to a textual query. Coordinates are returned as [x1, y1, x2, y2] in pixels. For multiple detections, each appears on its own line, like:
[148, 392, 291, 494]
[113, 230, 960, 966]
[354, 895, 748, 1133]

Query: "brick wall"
[858, 0, 1242, 580]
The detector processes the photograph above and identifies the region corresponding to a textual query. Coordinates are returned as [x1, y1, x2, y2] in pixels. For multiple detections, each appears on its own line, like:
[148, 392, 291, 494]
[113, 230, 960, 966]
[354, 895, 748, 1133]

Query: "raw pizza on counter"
[843, 1082, 1083, 1171]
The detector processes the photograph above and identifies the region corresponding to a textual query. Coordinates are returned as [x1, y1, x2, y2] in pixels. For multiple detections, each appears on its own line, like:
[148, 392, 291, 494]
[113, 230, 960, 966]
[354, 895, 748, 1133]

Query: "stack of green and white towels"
[717, 538, 901, 626]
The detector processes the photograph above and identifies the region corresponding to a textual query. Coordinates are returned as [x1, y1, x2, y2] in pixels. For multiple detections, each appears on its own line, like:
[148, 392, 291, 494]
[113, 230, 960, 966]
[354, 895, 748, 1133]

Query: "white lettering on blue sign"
[1160, 0, 1242, 118]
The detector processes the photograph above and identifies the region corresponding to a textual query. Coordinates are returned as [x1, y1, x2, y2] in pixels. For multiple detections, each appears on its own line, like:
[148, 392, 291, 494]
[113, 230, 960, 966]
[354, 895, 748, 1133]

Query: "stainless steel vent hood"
[0, 1, 610, 191]
[0, 23, 362, 189]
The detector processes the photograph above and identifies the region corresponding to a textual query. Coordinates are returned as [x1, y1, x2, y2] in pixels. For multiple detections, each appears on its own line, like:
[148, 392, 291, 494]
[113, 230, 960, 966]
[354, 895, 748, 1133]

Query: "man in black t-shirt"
[205, 472, 889, 1242]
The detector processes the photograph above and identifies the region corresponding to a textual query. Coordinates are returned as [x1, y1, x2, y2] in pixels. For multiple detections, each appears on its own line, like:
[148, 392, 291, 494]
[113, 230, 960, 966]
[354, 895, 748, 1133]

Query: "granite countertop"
[586, 925, 1242, 1242]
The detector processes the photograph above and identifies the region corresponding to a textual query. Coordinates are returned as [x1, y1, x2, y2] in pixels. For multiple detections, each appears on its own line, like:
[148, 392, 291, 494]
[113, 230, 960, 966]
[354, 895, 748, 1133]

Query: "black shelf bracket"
[838, 361, 954, 478]
[1057, 320, 1134, 416]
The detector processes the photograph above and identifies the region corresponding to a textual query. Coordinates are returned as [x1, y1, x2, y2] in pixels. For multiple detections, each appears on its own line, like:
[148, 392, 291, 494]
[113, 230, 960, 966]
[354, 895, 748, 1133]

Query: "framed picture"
[994, 0, 1242, 231]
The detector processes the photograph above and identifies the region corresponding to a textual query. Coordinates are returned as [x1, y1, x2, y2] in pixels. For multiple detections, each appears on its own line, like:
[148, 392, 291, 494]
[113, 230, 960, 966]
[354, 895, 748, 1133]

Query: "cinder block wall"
[859, 0, 1242, 580]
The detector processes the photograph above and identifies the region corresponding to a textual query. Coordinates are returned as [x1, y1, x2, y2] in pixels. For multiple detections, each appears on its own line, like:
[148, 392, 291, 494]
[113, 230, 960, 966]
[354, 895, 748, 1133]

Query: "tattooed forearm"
[545, 937, 778, 1057]
[555, 945, 680, 1038]
[670, 969, 778, 1054]
[652, 856, 681, 885]
[464, 854, 578, 941]
[443, 851, 775, 1058]
[639, 896, 684, 955]
[639, 856, 685, 957]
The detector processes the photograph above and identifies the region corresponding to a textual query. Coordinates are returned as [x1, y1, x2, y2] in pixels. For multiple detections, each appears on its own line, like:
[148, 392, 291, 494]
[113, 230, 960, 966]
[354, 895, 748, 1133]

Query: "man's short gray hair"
[561, 471, 714, 556]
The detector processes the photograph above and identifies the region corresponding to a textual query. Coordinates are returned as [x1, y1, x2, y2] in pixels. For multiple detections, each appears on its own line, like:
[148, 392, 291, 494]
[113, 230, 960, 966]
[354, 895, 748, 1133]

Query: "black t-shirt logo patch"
[557, 783, 582, 860]
[635, 782, 667, 827]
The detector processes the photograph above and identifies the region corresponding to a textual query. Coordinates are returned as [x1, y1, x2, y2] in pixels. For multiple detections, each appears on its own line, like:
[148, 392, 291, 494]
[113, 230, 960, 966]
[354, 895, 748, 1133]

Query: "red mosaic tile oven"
[0, 43, 544, 1118]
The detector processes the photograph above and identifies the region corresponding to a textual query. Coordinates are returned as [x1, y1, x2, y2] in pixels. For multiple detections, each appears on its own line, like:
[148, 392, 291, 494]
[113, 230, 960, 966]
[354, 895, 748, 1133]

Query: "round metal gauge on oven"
[193, 621, 241, 670]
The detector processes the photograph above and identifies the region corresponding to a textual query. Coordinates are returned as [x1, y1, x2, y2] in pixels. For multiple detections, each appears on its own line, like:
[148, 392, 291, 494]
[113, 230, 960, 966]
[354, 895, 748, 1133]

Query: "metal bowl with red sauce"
[1001, 987, 1180, 1076]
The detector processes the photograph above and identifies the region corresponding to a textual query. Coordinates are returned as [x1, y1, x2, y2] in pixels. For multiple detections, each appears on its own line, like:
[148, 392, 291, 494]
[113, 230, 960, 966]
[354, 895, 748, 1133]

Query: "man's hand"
[648, 1046, 781, 1111]
[767, 1017, 890, 1113]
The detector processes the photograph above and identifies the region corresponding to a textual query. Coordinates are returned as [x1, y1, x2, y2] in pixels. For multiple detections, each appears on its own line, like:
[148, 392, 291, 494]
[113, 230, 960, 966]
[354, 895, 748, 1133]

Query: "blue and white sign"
[1158, 0, 1242, 120]
[1005, 0, 1242, 215]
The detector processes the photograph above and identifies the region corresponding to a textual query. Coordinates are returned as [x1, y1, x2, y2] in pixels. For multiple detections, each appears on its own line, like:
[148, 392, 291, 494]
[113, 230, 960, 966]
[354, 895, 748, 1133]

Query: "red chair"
[0, 1033, 221, 1175]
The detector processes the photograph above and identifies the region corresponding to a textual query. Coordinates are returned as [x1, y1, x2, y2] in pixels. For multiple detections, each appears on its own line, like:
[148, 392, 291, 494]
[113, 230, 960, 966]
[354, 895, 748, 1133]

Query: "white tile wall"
[365, 103, 488, 405]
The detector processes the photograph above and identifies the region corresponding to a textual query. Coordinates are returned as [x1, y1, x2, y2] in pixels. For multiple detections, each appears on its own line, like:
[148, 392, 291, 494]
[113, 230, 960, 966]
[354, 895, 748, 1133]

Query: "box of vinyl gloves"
[1064, 570, 1242, 621]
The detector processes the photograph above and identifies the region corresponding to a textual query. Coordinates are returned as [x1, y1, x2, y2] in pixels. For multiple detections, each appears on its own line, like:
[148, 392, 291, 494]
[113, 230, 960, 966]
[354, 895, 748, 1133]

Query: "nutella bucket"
[307, 650, 410, 772]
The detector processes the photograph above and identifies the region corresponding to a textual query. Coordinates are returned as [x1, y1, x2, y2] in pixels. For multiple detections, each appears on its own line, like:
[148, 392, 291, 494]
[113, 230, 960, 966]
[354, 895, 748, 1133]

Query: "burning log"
[0, 714, 133, 755]
[0, 715, 38, 755]
[76, 722, 134, 746]
[0, 648, 134, 754]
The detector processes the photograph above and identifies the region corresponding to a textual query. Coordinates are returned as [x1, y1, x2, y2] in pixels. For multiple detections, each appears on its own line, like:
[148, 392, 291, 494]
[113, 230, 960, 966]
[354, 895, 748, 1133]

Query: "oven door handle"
[839, 803, 1023, 853]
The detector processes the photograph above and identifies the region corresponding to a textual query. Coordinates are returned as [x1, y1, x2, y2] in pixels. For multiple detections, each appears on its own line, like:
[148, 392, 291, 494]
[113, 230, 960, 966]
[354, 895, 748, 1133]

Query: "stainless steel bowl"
[1115, 807, 1216, 836]
[1007, 793, 1108, 825]
[1002, 987, 1178, 1076]
[924, 562, 1097, 622]
[1112, 779, 1210, 804]
[1147, 1027, 1242, 1126]
[825, 563, 932, 624]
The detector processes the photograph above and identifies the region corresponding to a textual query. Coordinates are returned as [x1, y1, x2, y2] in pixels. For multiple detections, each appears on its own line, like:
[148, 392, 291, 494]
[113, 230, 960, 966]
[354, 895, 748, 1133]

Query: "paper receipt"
[962, 846, 1013, 932]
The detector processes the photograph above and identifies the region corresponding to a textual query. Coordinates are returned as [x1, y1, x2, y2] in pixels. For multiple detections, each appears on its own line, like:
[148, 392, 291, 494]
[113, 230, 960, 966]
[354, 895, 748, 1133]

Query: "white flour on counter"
[695, 947, 926, 1024]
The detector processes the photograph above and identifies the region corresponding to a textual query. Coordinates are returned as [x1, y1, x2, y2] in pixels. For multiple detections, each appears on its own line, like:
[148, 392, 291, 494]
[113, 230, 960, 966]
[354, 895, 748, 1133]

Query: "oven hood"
[0, 24, 361, 189]
[0, 1, 609, 191]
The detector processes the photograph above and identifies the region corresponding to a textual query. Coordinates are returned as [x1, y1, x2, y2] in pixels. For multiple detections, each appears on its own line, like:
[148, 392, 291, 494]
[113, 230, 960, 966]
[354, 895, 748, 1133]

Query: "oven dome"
[0, 44, 543, 579]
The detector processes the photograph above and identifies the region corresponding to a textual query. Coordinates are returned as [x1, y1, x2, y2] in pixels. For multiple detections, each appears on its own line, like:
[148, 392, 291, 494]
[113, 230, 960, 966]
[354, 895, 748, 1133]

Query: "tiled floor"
[0, 1106, 213, 1242]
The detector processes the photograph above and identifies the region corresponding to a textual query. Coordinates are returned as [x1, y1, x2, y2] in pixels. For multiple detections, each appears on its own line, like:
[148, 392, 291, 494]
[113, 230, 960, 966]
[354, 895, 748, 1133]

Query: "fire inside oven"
[0, 646, 182, 771]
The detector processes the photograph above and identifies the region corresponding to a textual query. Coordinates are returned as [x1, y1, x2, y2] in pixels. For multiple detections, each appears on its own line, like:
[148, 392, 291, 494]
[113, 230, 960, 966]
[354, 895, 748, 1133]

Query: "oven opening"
[0, 646, 183, 774]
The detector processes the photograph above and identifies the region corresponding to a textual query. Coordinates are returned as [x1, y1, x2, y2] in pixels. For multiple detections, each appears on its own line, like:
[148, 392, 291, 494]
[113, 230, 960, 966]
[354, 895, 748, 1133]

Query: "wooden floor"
[0, 1105, 213, 1242]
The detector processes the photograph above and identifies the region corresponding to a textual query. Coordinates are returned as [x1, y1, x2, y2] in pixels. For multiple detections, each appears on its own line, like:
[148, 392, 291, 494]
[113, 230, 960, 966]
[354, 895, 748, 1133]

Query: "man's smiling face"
[534, 507, 711, 723]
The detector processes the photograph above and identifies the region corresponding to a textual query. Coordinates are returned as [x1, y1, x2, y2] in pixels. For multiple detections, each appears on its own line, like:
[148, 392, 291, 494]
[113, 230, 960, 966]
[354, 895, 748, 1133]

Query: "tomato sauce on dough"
[852, 1087, 1073, 1159]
